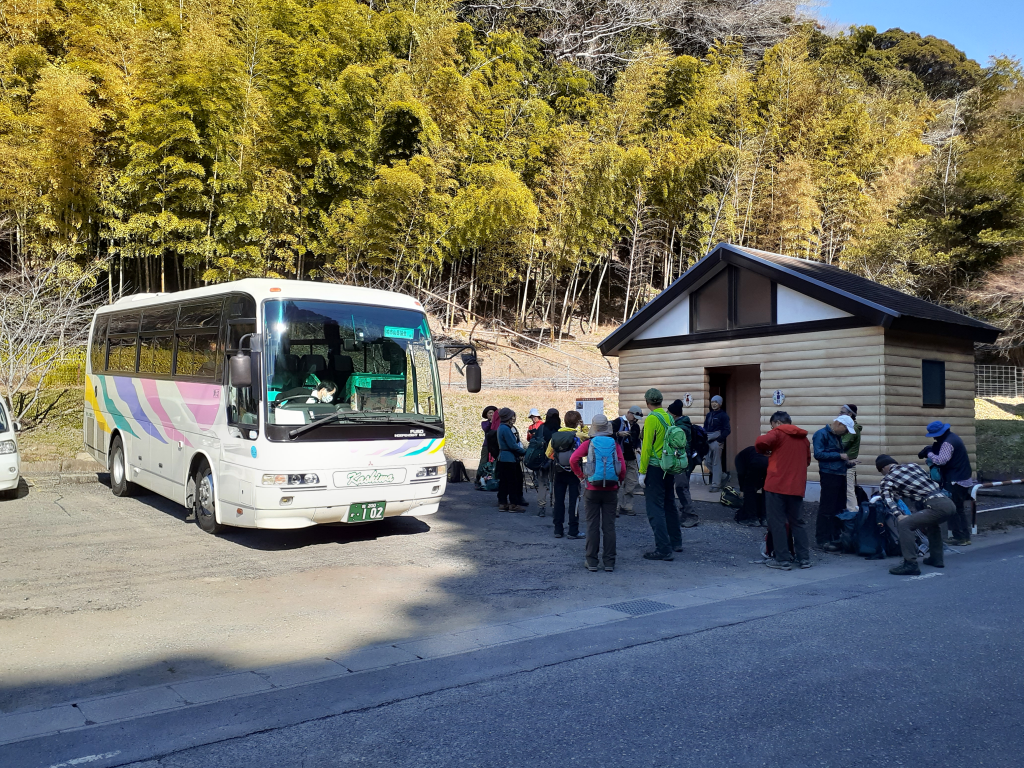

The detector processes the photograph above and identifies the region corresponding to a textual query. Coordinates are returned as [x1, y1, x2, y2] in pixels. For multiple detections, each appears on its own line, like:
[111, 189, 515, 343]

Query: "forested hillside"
[1, 0, 1022, 345]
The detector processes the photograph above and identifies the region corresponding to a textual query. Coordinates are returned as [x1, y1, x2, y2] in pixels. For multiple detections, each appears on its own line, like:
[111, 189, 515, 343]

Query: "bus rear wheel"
[109, 436, 136, 497]
[193, 460, 222, 534]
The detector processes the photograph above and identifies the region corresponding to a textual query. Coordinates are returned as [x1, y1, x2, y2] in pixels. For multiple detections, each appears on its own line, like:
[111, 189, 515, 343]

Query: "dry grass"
[975, 397, 1024, 477]
[441, 387, 619, 465]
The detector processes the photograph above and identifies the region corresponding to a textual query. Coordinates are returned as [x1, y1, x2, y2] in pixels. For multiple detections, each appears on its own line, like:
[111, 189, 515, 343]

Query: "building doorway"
[706, 364, 761, 479]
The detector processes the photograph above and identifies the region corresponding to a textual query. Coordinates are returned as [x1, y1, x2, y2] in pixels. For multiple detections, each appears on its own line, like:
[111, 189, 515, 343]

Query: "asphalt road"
[120, 534, 1024, 768]
[0, 475, 775, 713]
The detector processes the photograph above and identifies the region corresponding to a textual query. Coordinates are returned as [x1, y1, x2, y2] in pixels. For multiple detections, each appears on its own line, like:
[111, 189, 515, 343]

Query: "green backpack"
[653, 411, 689, 475]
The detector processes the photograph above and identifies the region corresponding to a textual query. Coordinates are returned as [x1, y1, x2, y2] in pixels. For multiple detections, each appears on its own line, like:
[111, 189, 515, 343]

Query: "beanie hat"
[711, 395, 724, 405]
[645, 387, 663, 405]
[875, 454, 898, 472]
[667, 399, 684, 417]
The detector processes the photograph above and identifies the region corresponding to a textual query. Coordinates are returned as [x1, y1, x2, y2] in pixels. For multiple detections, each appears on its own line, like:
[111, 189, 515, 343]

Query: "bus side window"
[226, 295, 258, 433]
[90, 316, 108, 373]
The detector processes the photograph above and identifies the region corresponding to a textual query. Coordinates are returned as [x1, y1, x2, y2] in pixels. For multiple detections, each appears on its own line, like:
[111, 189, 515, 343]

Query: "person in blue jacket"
[704, 395, 731, 491]
[812, 415, 857, 550]
[496, 407, 529, 512]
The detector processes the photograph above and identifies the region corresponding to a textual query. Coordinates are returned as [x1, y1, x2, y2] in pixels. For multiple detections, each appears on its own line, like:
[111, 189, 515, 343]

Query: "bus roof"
[99, 279, 424, 314]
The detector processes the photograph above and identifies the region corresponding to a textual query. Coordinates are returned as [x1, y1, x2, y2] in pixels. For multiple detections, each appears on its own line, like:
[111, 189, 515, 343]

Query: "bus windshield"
[264, 300, 442, 430]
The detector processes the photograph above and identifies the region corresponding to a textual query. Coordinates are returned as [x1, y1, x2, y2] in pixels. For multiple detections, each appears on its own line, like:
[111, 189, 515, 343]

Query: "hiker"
[704, 395, 731, 491]
[667, 399, 699, 528]
[919, 421, 974, 546]
[812, 415, 857, 552]
[475, 405, 498, 489]
[571, 414, 627, 572]
[875, 454, 956, 575]
[547, 410, 584, 539]
[638, 388, 682, 561]
[734, 445, 769, 527]
[755, 411, 811, 570]
[611, 406, 642, 516]
[526, 408, 543, 442]
[529, 408, 561, 516]
[495, 408, 529, 512]
[839, 404, 863, 514]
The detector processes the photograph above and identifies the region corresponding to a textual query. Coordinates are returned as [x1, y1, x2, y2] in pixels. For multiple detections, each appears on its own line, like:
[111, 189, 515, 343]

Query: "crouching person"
[875, 454, 956, 575]
[571, 414, 626, 572]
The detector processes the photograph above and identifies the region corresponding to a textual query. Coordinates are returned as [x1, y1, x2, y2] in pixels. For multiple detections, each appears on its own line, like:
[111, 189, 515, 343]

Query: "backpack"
[447, 460, 470, 483]
[523, 430, 551, 471]
[689, 425, 710, 464]
[549, 430, 579, 473]
[652, 412, 688, 475]
[587, 436, 622, 486]
[719, 485, 743, 508]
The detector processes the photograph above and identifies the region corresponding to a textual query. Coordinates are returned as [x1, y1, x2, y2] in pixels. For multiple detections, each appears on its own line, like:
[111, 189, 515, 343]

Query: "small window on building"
[692, 270, 730, 331]
[922, 360, 945, 408]
[735, 269, 773, 327]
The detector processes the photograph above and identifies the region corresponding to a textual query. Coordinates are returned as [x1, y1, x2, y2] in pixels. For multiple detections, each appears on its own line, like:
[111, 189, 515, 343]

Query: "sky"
[814, 0, 1023, 66]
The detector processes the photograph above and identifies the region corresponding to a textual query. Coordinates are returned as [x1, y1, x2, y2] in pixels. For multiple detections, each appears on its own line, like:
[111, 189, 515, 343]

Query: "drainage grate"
[604, 599, 674, 616]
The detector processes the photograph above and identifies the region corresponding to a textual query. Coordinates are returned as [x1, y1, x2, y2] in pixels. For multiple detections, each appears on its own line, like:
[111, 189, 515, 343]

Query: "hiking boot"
[513, 499, 530, 508]
[798, 560, 812, 569]
[508, 505, 526, 512]
[672, 545, 684, 553]
[604, 564, 615, 572]
[497, 504, 509, 511]
[585, 562, 599, 572]
[823, 542, 842, 553]
[764, 558, 792, 571]
[643, 551, 674, 561]
[554, 532, 564, 538]
[948, 538, 971, 546]
[620, 508, 636, 516]
[681, 515, 699, 528]
[889, 559, 921, 576]
[922, 556, 945, 568]
[566, 533, 584, 540]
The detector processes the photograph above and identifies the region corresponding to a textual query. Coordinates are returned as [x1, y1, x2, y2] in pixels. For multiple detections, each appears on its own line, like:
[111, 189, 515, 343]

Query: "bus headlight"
[262, 473, 320, 486]
[415, 464, 447, 479]
[0, 441, 16, 455]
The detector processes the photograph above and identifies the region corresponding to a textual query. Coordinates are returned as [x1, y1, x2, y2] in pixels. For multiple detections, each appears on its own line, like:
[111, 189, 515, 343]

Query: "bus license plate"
[348, 502, 386, 522]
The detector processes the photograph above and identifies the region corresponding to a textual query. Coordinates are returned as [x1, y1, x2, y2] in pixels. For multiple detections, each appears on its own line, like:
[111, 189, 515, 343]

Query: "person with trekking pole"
[612, 406, 642, 516]
[571, 414, 627, 572]
[495, 408, 529, 512]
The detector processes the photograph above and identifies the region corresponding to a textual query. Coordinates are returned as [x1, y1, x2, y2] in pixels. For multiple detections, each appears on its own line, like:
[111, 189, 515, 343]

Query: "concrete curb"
[4, 527, 1023, 750]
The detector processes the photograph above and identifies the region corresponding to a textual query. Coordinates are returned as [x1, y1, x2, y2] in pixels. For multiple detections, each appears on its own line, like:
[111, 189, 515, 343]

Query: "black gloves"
[917, 446, 931, 460]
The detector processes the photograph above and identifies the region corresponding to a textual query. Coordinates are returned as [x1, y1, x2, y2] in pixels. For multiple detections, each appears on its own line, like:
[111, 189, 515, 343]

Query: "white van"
[0, 398, 20, 497]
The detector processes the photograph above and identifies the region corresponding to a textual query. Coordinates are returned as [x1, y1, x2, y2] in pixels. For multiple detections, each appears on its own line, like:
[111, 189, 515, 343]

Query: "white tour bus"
[83, 279, 479, 533]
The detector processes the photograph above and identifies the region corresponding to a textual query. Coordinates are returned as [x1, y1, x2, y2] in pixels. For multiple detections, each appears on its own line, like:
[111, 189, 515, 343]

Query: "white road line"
[909, 573, 944, 580]
[46, 751, 121, 768]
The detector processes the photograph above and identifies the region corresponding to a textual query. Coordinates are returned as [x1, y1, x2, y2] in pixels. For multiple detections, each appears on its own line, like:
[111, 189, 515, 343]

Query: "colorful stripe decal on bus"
[114, 376, 167, 443]
[84, 379, 111, 434]
[97, 376, 137, 437]
[177, 382, 221, 431]
[139, 379, 192, 446]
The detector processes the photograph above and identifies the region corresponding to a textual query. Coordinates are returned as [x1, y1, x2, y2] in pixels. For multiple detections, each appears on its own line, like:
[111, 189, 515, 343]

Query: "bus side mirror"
[465, 362, 481, 393]
[230, 353, 252, 388]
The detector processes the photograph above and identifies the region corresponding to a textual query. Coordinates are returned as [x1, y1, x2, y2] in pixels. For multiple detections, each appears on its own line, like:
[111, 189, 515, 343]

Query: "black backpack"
[485, 428, 499, 459]
[549, 430, 579, 473]
[447, 460, 470, 483]
[689, 425, 710, 464]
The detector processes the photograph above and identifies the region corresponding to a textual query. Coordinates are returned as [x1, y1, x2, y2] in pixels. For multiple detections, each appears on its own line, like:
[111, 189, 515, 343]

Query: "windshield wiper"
[287, 413, 382, 440]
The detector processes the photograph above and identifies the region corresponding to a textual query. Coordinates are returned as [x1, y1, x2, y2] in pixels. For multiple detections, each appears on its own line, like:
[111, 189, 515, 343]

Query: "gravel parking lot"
[0, 476, 827, 714]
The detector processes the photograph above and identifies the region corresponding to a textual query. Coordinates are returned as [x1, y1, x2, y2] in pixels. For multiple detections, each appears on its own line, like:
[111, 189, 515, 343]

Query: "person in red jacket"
[570, 414, 627, 572]
[755, 410, 811, 571]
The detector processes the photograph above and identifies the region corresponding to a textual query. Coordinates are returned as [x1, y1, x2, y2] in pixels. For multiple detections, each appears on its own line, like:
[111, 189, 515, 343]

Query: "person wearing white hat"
[837, 404, 862, 515]
[812, 415, 858, 551]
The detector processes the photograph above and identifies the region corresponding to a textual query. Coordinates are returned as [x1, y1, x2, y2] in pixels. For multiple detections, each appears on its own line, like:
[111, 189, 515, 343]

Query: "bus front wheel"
[109, 436, 136, 497]
[193, 461, 222, 534]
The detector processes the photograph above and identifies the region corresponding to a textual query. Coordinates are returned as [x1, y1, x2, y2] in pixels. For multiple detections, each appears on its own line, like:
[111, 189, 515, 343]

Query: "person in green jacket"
[638, 388, 682, 560]
[839, 404, 863, 512]
[667, 399, 698, 528]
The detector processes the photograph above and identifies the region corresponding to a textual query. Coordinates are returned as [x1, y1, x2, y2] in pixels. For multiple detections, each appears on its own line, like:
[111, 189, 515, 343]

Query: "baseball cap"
[627, 405, 643, 416]
[835, 414, 856, 434]
[528, 408, 541, 418]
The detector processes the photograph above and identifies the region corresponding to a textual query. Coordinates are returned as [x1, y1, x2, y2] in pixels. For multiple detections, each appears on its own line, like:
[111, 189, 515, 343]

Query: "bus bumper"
[251, 480, 445, 529]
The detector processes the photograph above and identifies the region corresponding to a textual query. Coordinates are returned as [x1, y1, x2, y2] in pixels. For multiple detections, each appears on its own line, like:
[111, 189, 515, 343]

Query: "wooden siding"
[881, 330, 976, 483]
[616, 324, 977, 488]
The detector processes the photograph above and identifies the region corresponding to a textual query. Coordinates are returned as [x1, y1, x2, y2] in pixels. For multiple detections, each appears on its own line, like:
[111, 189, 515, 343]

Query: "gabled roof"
[598, 243, 1001, 355]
